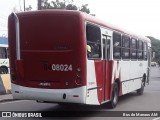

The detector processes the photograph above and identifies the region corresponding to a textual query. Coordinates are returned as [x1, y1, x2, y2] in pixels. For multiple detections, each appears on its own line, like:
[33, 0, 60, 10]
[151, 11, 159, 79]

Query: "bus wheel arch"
[115, 79, 120, 93]
[108, 79, 120, 109]
[0, 66, 8, 74]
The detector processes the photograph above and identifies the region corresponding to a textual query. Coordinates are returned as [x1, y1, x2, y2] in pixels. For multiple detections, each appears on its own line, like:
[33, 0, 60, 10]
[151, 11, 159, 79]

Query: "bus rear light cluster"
[75, 67, 81, 85]
[75, 79, 81, 85]
[76, 73, 81, 78]
[77, 68, 81, 72]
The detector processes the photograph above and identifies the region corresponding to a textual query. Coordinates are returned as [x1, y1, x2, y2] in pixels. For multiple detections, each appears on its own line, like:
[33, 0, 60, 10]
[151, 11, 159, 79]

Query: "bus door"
[101, 28, 112, 102]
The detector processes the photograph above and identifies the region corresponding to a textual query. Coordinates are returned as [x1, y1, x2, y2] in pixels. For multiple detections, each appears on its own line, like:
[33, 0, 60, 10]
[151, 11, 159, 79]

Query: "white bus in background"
[0, 44, 9, 74]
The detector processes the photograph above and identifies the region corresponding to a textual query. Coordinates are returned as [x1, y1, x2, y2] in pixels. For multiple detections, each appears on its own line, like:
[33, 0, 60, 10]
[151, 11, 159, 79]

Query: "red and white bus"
[8, 10, 151, 108]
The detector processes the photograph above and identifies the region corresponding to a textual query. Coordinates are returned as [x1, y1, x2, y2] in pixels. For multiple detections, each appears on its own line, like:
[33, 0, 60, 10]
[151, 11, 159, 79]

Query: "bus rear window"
[86, 24, 101, 59]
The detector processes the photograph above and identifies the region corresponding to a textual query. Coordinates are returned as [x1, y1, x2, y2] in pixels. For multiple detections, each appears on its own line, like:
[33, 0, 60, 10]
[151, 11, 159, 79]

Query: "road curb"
[0, 94, 14, 103]
[0, 98, 23, 103]
[0, 98, 15, 103]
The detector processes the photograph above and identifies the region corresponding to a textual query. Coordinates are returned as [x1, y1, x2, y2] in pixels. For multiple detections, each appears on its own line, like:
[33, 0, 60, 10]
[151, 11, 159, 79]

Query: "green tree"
[66, 4, 77, 10]
[25, 5, 32, 11]
[79, 4, 90, 14]
[147, 36, 160, 61]
[39, 0, 90, 14]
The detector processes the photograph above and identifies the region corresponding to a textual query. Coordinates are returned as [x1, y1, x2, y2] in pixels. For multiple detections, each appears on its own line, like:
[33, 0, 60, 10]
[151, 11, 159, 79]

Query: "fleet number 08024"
[52, 64, 72, 71]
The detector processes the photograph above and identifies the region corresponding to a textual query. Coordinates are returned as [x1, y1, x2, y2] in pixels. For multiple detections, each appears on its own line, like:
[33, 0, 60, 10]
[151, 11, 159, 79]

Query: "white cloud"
[86, 0, 160, 39]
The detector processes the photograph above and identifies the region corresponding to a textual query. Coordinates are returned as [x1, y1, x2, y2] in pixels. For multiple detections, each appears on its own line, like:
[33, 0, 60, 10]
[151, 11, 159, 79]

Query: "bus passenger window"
[137, 40, 143, 60]
[113, 32, 121, 59]
[131, 38, 137, 59]
[86, 24, 101, 59]
[122, 35, 130, 59]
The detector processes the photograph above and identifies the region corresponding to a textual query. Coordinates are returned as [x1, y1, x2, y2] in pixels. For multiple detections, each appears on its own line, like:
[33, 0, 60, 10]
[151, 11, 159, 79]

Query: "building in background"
[0, 37, 8, 45]
[0, 37, 9, 74]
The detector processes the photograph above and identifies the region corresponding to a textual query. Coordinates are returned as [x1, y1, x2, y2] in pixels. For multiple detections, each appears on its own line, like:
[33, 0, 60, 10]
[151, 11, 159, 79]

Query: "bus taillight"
[75, 68, 81, 85]
[77, 68, 81, 72]
[75, 79, 81, 85]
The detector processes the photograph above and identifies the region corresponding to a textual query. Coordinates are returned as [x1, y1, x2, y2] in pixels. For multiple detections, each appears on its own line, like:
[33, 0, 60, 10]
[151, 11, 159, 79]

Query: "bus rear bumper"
[11, 83, 87, 104]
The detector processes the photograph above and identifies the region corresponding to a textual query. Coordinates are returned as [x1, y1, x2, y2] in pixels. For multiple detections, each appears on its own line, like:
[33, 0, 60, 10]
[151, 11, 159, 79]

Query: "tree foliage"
[79, 4, 90, 14]
[147, 36, 160, 61]
[25, 5, 32, 11]
[40, 0, 90, 14]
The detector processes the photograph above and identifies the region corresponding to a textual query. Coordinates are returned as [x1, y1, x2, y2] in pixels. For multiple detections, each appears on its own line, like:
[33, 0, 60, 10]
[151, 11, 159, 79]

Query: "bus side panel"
[95, 60, 113, 103]
[94, 60, 103, 104]
[112, 61, 147, 96]
[105, 60, 113, 100]
[86, 60, 100, 105]
[111, 61, 123, 97]
[86, 60, 114, 104]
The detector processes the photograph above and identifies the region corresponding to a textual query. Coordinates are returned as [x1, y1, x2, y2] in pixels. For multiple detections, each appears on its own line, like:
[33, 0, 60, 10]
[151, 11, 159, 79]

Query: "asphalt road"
[0, 67, 160, 120]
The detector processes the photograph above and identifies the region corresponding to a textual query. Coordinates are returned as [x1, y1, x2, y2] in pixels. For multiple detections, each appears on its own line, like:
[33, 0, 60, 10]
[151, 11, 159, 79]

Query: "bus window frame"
[130, 38, 137, 60]
[86, 23, 102, 60]
[137, 40, 143, 60]
[113, 32, 122, 60]
[122, 35, 130, 59]
[143, 42, 148, 60]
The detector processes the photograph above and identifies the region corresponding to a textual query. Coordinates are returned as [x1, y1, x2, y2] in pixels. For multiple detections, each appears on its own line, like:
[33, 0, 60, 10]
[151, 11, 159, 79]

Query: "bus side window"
[122, 35, 130, 59]
[143, 42, 148, 60]
[113, 32, 121, 59]
[131, 38, 137, 60]
[137, 40, 143, 60]
[86, 24, 101, 59]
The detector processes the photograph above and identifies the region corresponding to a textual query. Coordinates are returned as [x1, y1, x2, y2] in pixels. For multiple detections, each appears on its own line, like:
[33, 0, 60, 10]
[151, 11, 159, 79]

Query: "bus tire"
[108, 82, 119, 109]
[137, 76, 145, 95]
[0, 66, 8, 74]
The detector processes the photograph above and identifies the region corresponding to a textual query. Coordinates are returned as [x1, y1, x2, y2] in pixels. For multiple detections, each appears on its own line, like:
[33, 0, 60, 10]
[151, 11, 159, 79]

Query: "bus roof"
[80, 11, 151, 43]
[15, 10, 151, 43]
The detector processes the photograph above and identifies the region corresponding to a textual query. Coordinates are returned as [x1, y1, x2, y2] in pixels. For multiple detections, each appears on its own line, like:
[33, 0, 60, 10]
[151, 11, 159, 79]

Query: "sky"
[0, 0, 160, 39]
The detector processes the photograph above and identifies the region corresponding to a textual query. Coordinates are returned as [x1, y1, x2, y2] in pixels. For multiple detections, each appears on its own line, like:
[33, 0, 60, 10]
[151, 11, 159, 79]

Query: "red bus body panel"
[9, 11, 86, 89]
